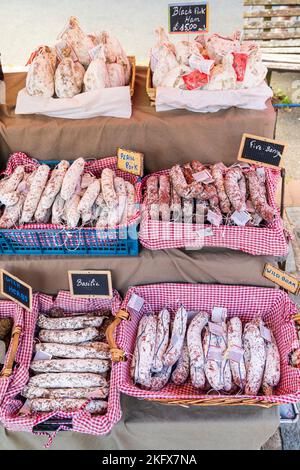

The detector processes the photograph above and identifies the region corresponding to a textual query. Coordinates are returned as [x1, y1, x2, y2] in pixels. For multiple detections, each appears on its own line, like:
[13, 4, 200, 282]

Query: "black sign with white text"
[238, 133, 286, 169]
[68, 271, 112, 299]
[168, 2, 208, 34]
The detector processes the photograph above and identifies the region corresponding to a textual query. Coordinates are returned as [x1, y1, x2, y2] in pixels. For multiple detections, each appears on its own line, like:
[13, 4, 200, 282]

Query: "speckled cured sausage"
[39, 327, 99, 344]
[211, 163, 231, 214]
[114, 177, 127, 224]
[134, 314, 157, 388]
[124, 181, 136, 220]
[34, 201, 51, 224]
[238, 173, 247, 210]
[22, 385, 109, 400]
[101, 169, 118, 209]
[0, 166, 25, 195]
[41, 161, 70, 209]
[35, 341, 110, 359]
[152, 308, 170, 373]
[81, 173, 96, 190]
[219, 322, 232, 392]
[171, 340, 190, 385]
[262, 329, 280, 396]
[159, 175, 171, 222]
[64, 193, 81, 228]
[0, 191, 19, 207]
[182, 198, 193, 223]
[0, 193, 26, 228]
[28, 372, 107, 388]
[131, 315, 147, 381]
[227, 317, 246, 390]
[147, 175, 159, 221]
[52, 193, 65, 225]
[38, 314, 105, 330]
[182, 164, 195, 185]
[55, 57, 85, 98]
[58, 17, 94, 68]
[203, 327, 223, 391]
[29, 398, 108, 414]
[170, 165, 204, 200]
[78, 180, 100, 215]
[61, 158, 85, 201]
[187, 312, 208, 389]
[171, 185, 182, 223]
[246, 170, 275, 223]
[150, 365, 172, 391]
[21, 165, 50, 223]
[96, 204, 109, 229]
[195, 200, 208, 224]
[163, 306, 188, 367]
[30, 359, 110, 374]
[224, 167, 244, 212]
[243, 322, 266, 395]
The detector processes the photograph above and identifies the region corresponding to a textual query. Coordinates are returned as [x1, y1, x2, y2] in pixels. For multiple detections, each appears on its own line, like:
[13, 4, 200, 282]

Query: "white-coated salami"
[29, 398, 107, 414]
[61, 158, 85, 201]
[219, 322, 232, 392]
[262, 328, 280, 395]
[41, 161, 70, 209]
[39, 327, 99, 344]
[78, 180, 100, 215]
[35, 342, 110, 359]
[171, 340, 190, 385]
[22, 385, 109, 400]
[28, 372, 107, 388]
[101, 169, 118, 209]
[0, 192, 19, 207]
[37, 314, 105, 330]
[163, 306, 188, 367]
[227, 317, 246, 390]
[64, 193, 81, 228]
[21, 165, 50, 223]
[124, 181, 136, 220]
[211, 163, 230, 214]
[34, 201, 51, 224]
[30, 359, 110, 374]
[0, 166, 25, 195]
[203, 327, 223, 391]
[243, 322, 266, 395]
[159, 175, 171, 222]
[147, 175, 159, 221]
[152, 308, 170, 373]
[96, 204, 109, 229]
[0, 193, 26, 228]
[51, 193, 65, 225]
[150, 365, 172, 391]
[187, 312, 208, 389]
[114, 177, 127, 224]
[134, 314, 157, 388]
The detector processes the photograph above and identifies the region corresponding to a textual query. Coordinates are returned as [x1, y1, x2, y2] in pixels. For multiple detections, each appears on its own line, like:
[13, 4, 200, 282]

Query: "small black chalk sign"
[238, 133, 286, 169]
[0, 269, 32, 311]
[168, 2, 208, 34]
[68, 271, 113, 299]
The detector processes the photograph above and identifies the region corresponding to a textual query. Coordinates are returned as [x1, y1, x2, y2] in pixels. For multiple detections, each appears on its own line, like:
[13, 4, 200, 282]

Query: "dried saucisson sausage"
[159, 175, 171, 222]
[29, 398, 108, 414]
[38, 314, 105, 330]
[134, 314, 157, 388]
[146, 175, 159, 221]
[243, 322, 266, 395]
[262, 329, 280, 396]
[21, 165, 50, 223]
[22, 385, 109, 400]
[39, 327, 99, 344]
[224, 167, 244, 212]
[35, 341, 110, 359]
[61, 158, 85, 201]
[30, 358, 110, 374]
[163, 306, 188, 367]
[246, 170, 275, 223]
[227, 317, 246, 390]
[187, 312, 208, 389]
[171, 339, 190, 385]
[211, 163, 231, 214]
[41, 161, 70, 209]
[152, 308, 170, 373]
[28, 372, 107, 388]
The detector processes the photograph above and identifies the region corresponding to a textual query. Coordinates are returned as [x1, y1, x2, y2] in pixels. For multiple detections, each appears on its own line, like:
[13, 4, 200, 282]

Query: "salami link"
[246, 170, 275, 223]
[124, 181, 136, 220]
[203, 327, 223, 391]
[150, 365, 172, 391]
[30, 359, 110, 374]
[35, 342, 110, 359]
[39, 327, 99, 344]
[51, 193, 65, 225]
[38, 314, 106, 330]
[146, 175, 159, 221]
[262, 329, 280, 396]
[101, 168, 118, 209]
[171, 339, 190, 385]
[211, 163, 231, 214]
[22, 385, 109, 400]
[41, 161, 70, 209]
[171, 185, 182, 223]
[163, 306, 188, 367]
[29, 398, 108, 414]
[61, 158, 85, 201]
[227, 317, 246, 390]
[134, 314, 157, 388]
[78, 180, 101, 215]
[0, 166, 25, 195]
[64, 193, 81, 228]
[96, 203, 109, 229]
[152, 308, 170, 373]
[187, 312, 208, 389]
[114, 177, 127, 224]
[219, 322, 232, 392]
[34, 202, 51, 224]
[21, 165, 50, 223]
[224, 167, 244, 212]
[0, 193, 26, 228]
[0, 192, 19, 207]
[243, 322, 266, 395]
[28, 372, 107, 388]
[159, 175, 171, 222]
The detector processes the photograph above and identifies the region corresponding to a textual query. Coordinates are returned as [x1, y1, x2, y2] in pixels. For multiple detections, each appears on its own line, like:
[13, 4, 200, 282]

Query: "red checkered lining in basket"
[117, 283, 300, 404]
[139, 167, 289, 256]
[0, 290, 122, 436]
[2, 152, 141, 230]
[0, 295, 39, 407]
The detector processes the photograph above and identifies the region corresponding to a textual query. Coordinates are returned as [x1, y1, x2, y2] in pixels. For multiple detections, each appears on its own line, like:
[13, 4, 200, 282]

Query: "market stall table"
[0, 67, 277, 172]
[0, 395, 279, 450]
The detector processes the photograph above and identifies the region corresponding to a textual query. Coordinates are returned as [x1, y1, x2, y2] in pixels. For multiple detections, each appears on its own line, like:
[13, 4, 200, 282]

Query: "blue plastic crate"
[0, 159, 140, 256]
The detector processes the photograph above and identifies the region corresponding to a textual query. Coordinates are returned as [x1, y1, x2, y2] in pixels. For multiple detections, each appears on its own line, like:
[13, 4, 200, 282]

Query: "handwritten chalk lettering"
[76, 278, 100, 288]
[169, 3, 208, 34]
[1, 270, 32, 311]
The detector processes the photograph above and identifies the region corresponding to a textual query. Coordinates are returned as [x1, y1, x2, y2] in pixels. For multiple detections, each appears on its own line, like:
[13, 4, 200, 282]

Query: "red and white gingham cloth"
[139, 168, 289, 256]
[117, 283, 300, 404]
[0, 290, 123, 436]
[2, 152, 142, 230]
[0, 295, 39, 407]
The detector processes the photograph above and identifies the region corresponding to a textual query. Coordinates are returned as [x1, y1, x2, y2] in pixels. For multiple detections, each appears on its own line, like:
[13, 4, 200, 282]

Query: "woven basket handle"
[106, 310, 130, 363]
[0, 325, 22, 378]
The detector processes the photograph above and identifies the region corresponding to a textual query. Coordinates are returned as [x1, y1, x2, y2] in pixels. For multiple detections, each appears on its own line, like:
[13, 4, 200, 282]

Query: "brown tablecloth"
[0, 67, 276, 172]
[0, 395, 279, 450]
[0, 247, 275, 296]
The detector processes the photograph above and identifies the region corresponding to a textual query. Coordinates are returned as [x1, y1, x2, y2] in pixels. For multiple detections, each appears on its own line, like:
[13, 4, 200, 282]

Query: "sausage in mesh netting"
[146, 175, 159, 221]
[38, 314, 106, 330]
[152, 308, 170, 373]
[171, 339, 190, 385]
[28, 372, 107, 388]
[243, 321, 266, 395]
[227, 317, 246, 390]
[29, 398, 108, 414]
[61, 158, 85, 201]
[187, 312, 209, 389]
[246, 170, 275, 223]
[21, 165, 51, 223]
[163, 305, 188, 367]
[41, 160, 70, 209]
[159, 175, 171, 222]
[39, 327, 99, 344]
[211, 163, 231, 214]
[35, 341, 110, 359]
[262, 328, 280, 396]
[224, 167, 244, 212]
[133, 314, 157, 388]
[30, 358, 110, 374]
[22, 385, 109, 400]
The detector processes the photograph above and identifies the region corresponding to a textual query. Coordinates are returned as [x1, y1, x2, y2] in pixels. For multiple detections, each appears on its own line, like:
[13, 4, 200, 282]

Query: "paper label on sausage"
[127, 293, 145, 313]
[193, 170, 214, 184]
[211, 307, 227, 324]
[207, 210, 222, 227]
[196, 228, 214, 238]
[228, 345, 244, 363]
[231, 210, 251, 226]
[33, 350, 52, 361]
[209, 322, 225, 338]
[207, 345, 222, 362]
[260, 325, 272, 343]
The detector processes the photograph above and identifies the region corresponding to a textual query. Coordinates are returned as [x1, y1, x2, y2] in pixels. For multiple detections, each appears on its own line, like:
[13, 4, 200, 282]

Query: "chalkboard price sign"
[68, 271, 113, 299]
[168, 2, 208, 34]
[0, 270, 32, 311]
[237, 133, 286, 169]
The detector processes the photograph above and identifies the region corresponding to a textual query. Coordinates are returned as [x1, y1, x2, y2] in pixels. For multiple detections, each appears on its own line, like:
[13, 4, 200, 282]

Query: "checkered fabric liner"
[2, 152, 142, 231]
[0, 290, 123, 436]
[0, 294, 39, 407]
[139, 167, 289, 256]
[117, 284, 300, 404]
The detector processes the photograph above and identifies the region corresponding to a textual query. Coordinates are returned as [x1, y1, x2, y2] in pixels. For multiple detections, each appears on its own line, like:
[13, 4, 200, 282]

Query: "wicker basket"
[146, 64, 156, 105]
[109, 283, 300, 408]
